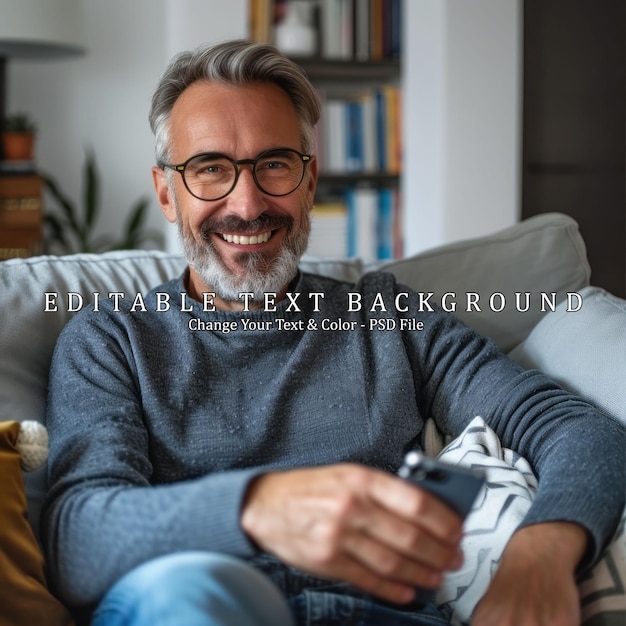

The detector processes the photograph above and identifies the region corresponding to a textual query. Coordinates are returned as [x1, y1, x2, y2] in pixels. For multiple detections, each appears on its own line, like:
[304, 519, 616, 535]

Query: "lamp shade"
[0, 0, 84, 58]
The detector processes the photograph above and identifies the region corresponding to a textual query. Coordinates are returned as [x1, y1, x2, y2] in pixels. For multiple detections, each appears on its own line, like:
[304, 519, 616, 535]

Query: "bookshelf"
[295, 58, 400, 81]
[0, 174, 43, 260]
[250, 0, 403, 260]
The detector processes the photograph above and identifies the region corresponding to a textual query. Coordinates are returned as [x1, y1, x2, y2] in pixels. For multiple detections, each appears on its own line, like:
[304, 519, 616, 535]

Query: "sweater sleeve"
[42, 308, 261, 607]
[394, 279, 625, 575]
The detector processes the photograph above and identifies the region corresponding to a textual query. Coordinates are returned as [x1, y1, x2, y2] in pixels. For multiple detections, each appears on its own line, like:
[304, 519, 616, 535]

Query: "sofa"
[0, 212, 624, 625]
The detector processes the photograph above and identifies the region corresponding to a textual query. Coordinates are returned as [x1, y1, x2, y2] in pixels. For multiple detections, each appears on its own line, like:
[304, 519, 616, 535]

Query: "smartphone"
[397, 451, 486, 606]
[398, 450, 485, 519]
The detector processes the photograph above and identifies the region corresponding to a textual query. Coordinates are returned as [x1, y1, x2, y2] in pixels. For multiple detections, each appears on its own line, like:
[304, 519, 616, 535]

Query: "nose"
[226, 164, 268, 222]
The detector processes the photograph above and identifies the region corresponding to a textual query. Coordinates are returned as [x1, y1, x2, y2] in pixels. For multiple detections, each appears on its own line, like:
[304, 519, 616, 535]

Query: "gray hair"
[149, 39, 320, 165]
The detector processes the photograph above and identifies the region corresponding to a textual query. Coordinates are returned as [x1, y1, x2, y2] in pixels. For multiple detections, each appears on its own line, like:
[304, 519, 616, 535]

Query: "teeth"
[222, 231, 271, 245]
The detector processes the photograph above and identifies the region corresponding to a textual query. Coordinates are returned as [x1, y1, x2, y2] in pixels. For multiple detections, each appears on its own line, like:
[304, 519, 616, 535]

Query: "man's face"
[152, 80, 317, 309]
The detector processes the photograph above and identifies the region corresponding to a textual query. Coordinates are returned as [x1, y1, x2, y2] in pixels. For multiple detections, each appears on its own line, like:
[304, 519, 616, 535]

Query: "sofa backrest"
[302, 212, 590, 351]
[0, 211, 591, 535]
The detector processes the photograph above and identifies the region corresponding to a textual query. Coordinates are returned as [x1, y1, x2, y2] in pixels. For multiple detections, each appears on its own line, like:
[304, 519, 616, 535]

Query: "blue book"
[377, 188, 394, 260]
[345, 99, 364, 172]
[375, 89, 387, 172]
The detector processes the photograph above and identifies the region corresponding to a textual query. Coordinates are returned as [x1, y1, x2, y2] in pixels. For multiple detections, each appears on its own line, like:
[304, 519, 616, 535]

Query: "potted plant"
[43, 150, 165, 254]
[2, 112, 37, 161]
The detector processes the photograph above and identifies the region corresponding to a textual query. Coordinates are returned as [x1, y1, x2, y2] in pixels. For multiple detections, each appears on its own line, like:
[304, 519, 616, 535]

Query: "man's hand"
[240, 463, 464, 604]
[473, 522, 588, 626]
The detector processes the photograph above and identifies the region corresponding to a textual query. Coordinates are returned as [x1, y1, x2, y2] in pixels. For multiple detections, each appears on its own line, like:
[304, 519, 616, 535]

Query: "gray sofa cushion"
[379, 212, 591, 352]
[509, 286, 626, 424]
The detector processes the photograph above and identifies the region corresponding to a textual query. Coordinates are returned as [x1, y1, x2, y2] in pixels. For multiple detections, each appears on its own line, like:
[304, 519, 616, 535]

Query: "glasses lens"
[254, 149, 305, 196]
[184, 154, 236, 200]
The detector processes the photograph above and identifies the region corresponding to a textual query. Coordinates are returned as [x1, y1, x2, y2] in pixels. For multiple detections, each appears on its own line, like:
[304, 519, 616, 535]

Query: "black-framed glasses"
[159, 147, 312, 201]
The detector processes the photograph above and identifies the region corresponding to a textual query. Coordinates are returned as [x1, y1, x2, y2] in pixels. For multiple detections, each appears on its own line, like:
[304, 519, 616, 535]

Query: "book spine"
[323, 100, 347, 173]
[346, 186, 378, 260]
[321, 0, 344, 59]
[0, 175, 43, 259]
[345, 99, 364, 172]
[308, 200, 348, 258]
[377, 188, 393, 260]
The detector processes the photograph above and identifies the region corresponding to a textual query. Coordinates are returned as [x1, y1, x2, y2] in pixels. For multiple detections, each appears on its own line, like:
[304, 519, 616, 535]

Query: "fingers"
[305, 521, 458, 604]
[240, 463, 465, 603]
[341, 524, 449, 588]
[365, 468, 464, 544]
[342, 491, 463, 573]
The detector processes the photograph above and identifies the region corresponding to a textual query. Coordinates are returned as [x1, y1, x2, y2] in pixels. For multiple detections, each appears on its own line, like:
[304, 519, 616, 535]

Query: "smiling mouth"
[220, 230, 274, 245]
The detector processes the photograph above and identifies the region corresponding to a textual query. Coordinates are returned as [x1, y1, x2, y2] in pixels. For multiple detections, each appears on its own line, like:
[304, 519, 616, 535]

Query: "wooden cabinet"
[0, 175, 43, 260]
[522, 0, 625, 297]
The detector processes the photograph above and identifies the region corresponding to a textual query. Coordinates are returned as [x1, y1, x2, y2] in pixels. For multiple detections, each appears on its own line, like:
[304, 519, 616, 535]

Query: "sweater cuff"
[519, 489, 621, 576]
[193, 467, 267, 558]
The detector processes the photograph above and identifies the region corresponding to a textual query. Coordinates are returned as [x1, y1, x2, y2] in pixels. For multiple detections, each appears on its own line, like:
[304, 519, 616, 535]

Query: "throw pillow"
[0, 420, 73, 626]
[380, 212, 590, 352]
[434, 416, 626, 626]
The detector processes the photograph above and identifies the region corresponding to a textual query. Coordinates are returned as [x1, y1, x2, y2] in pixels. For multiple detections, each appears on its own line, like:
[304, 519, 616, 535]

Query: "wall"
[8, 0, 521, 257]
[403, 0, 522, 255]
[7, 0, 247, 253]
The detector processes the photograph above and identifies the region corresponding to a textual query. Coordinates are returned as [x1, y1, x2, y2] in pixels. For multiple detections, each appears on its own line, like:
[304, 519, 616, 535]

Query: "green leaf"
[125, 197, 150, 237]
[84, 150, 99, 232]
[43, 214, 72, 253]
[42, 150, 164, 255]
[42, 174, 81, 236]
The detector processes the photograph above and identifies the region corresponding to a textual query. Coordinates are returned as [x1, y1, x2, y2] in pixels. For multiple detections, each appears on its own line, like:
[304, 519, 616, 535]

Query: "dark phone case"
[397, 451, 486, 607]
[398, 451, 485, 519]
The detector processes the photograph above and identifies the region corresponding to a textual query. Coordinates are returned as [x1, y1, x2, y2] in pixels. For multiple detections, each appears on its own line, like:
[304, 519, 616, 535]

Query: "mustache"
[200, 213, 294, 239]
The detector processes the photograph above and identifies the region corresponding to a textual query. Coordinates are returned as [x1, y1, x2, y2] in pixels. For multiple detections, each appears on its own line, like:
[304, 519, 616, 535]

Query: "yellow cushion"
[0, 421, 73, 626]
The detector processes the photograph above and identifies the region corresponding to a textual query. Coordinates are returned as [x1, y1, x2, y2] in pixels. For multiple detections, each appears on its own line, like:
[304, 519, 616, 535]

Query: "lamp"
[0, 0, 84, 156]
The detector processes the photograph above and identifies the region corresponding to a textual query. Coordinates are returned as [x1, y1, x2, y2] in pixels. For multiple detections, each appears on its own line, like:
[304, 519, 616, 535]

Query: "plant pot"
[2, 132, 36, 161]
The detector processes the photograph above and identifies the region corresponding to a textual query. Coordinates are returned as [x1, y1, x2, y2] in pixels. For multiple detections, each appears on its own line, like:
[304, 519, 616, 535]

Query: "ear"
[152, 166, 177, 223]
[304, 155, 318, 207]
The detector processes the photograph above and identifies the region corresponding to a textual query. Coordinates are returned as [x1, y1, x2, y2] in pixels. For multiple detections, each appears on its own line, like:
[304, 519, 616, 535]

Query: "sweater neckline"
[174, 268, 308, 321]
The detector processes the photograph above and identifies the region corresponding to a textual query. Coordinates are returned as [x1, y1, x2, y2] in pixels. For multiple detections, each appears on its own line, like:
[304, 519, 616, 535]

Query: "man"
[43, 40, 624, 626]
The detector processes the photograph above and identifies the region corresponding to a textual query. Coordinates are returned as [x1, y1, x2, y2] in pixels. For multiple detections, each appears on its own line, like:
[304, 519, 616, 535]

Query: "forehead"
[168, 80, 302, 158]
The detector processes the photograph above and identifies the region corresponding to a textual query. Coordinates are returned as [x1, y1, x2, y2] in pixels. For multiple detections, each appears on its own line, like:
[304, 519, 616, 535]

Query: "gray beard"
[177, 210, 310, 303]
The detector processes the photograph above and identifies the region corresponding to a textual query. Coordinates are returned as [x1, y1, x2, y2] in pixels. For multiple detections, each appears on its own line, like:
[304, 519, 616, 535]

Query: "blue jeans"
[91, 552, 450, 626]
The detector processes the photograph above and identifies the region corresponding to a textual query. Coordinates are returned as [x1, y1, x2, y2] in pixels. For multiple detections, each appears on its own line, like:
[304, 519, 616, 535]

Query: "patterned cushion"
[433, 417, 626, 626]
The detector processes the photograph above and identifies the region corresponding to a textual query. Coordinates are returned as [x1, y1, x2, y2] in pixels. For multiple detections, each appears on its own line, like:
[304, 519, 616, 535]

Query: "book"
[323, 99, 347, 173]
[321, 0, 344, 59]
[0, 175, 43, 259]
[377, 187, 394, 260]
[0, 175, 43, 211]
[344, 187, 402, 261]
[249, 0, 276, 43]
[378, 85, 403, 174]
[319, 86, 401, 175]
[354, 0, 371, 61]
[345, 99, 364, 172]
[347, 186, 378, 259]
[308, 200, 349, 258]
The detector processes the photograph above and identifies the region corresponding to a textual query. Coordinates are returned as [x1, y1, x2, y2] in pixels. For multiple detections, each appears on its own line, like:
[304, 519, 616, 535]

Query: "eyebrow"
[188, 146, 302, 162]
[189, 152, 230, 162]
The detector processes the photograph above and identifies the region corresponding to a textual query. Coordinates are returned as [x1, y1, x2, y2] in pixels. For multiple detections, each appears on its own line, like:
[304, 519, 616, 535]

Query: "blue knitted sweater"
[43, 270, 625, 606]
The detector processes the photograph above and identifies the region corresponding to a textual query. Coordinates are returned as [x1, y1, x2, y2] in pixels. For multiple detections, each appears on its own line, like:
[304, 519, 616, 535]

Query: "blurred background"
[1, 0, 623, 296]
